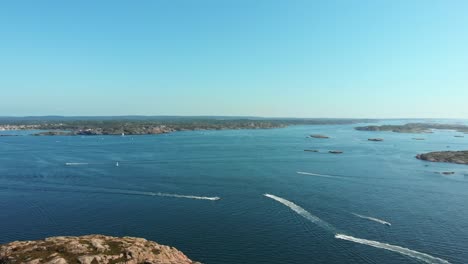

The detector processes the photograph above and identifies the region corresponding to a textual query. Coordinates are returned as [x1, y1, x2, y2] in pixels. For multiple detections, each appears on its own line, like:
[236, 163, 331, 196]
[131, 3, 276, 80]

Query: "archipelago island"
[416, 151, 468, 165]
[0, 117, 370, 136]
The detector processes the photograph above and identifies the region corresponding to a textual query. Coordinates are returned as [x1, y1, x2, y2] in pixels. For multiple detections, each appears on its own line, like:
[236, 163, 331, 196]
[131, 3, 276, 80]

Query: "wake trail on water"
[4, 182, 220, 201]
[154, 192, 221, 201]
[352, 213, 391, 226]
[264, 193, 450, 264]
[65, 162, 89, 166]
[296, 171, 345, 179]
[264, 194, 335, 232]
[335, 234, 451, 264]
[98, 189, 220, 201]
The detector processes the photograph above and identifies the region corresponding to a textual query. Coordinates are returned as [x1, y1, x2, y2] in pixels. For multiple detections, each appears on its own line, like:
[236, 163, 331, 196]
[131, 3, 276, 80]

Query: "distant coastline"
[355, 123, 468, 134]
[0, 117, 371, 136]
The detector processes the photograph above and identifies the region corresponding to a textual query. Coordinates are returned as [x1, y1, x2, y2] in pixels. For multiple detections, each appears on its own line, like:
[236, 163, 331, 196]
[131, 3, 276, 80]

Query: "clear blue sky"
[1, 0, 467, 118]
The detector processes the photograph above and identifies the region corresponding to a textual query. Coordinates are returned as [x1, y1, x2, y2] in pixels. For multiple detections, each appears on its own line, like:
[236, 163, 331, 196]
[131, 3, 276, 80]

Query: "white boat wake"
[296, 171, 345, 179]
[113, 190, 220, 201]
[352, 213, 391, 226]
[154, 192, 220, 201]
[65, 162, 89, 166]
[68, 188, 220, 201]
[264, 193, 335, 232]
[264, 193, 450, 264]
[335, 234, 451, 264]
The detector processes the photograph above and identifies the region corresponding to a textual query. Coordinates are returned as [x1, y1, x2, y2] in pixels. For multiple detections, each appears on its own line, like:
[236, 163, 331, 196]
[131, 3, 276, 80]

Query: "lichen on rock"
[0, 235, 201, 264]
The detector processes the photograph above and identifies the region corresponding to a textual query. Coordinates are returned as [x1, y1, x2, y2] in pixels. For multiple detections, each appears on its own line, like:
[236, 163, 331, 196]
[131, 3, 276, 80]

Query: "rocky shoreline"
[0, 235, 200, 264]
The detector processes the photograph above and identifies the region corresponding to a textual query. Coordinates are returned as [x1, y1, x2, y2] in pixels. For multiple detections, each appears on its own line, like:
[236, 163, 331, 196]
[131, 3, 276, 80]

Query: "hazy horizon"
[1, 0, 467, 118]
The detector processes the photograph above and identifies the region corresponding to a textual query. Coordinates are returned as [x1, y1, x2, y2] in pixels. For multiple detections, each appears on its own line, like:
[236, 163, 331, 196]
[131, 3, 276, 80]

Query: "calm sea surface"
[1, 122, 468, 264]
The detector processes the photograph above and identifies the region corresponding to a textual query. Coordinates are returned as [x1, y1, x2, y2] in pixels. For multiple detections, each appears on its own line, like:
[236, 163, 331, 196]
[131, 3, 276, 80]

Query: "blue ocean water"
[1, 123, 468, 264]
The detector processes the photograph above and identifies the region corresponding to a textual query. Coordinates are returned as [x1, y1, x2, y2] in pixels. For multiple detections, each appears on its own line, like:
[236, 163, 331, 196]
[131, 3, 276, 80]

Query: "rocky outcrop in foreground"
[416, 151, 468, 165]
[0, 235, 200, 264]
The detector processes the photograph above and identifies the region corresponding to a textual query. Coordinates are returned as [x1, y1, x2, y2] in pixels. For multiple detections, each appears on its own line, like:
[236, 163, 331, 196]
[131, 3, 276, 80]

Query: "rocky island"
[0, 235, 200, 264]
[441, 171, 455, 175]
[310, 134, 329, 139]
[355, 123, 468, 134]
[416, 151, 468, 165]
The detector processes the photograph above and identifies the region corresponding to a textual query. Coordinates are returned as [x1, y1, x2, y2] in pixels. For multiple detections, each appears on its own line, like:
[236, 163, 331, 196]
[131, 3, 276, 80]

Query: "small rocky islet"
[303, 149, 345, 154]
[310, 134, 329, 139]
[441, 171, 455, 175]
[304, 149, 319, 152]
[0, 235, 200, 264]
